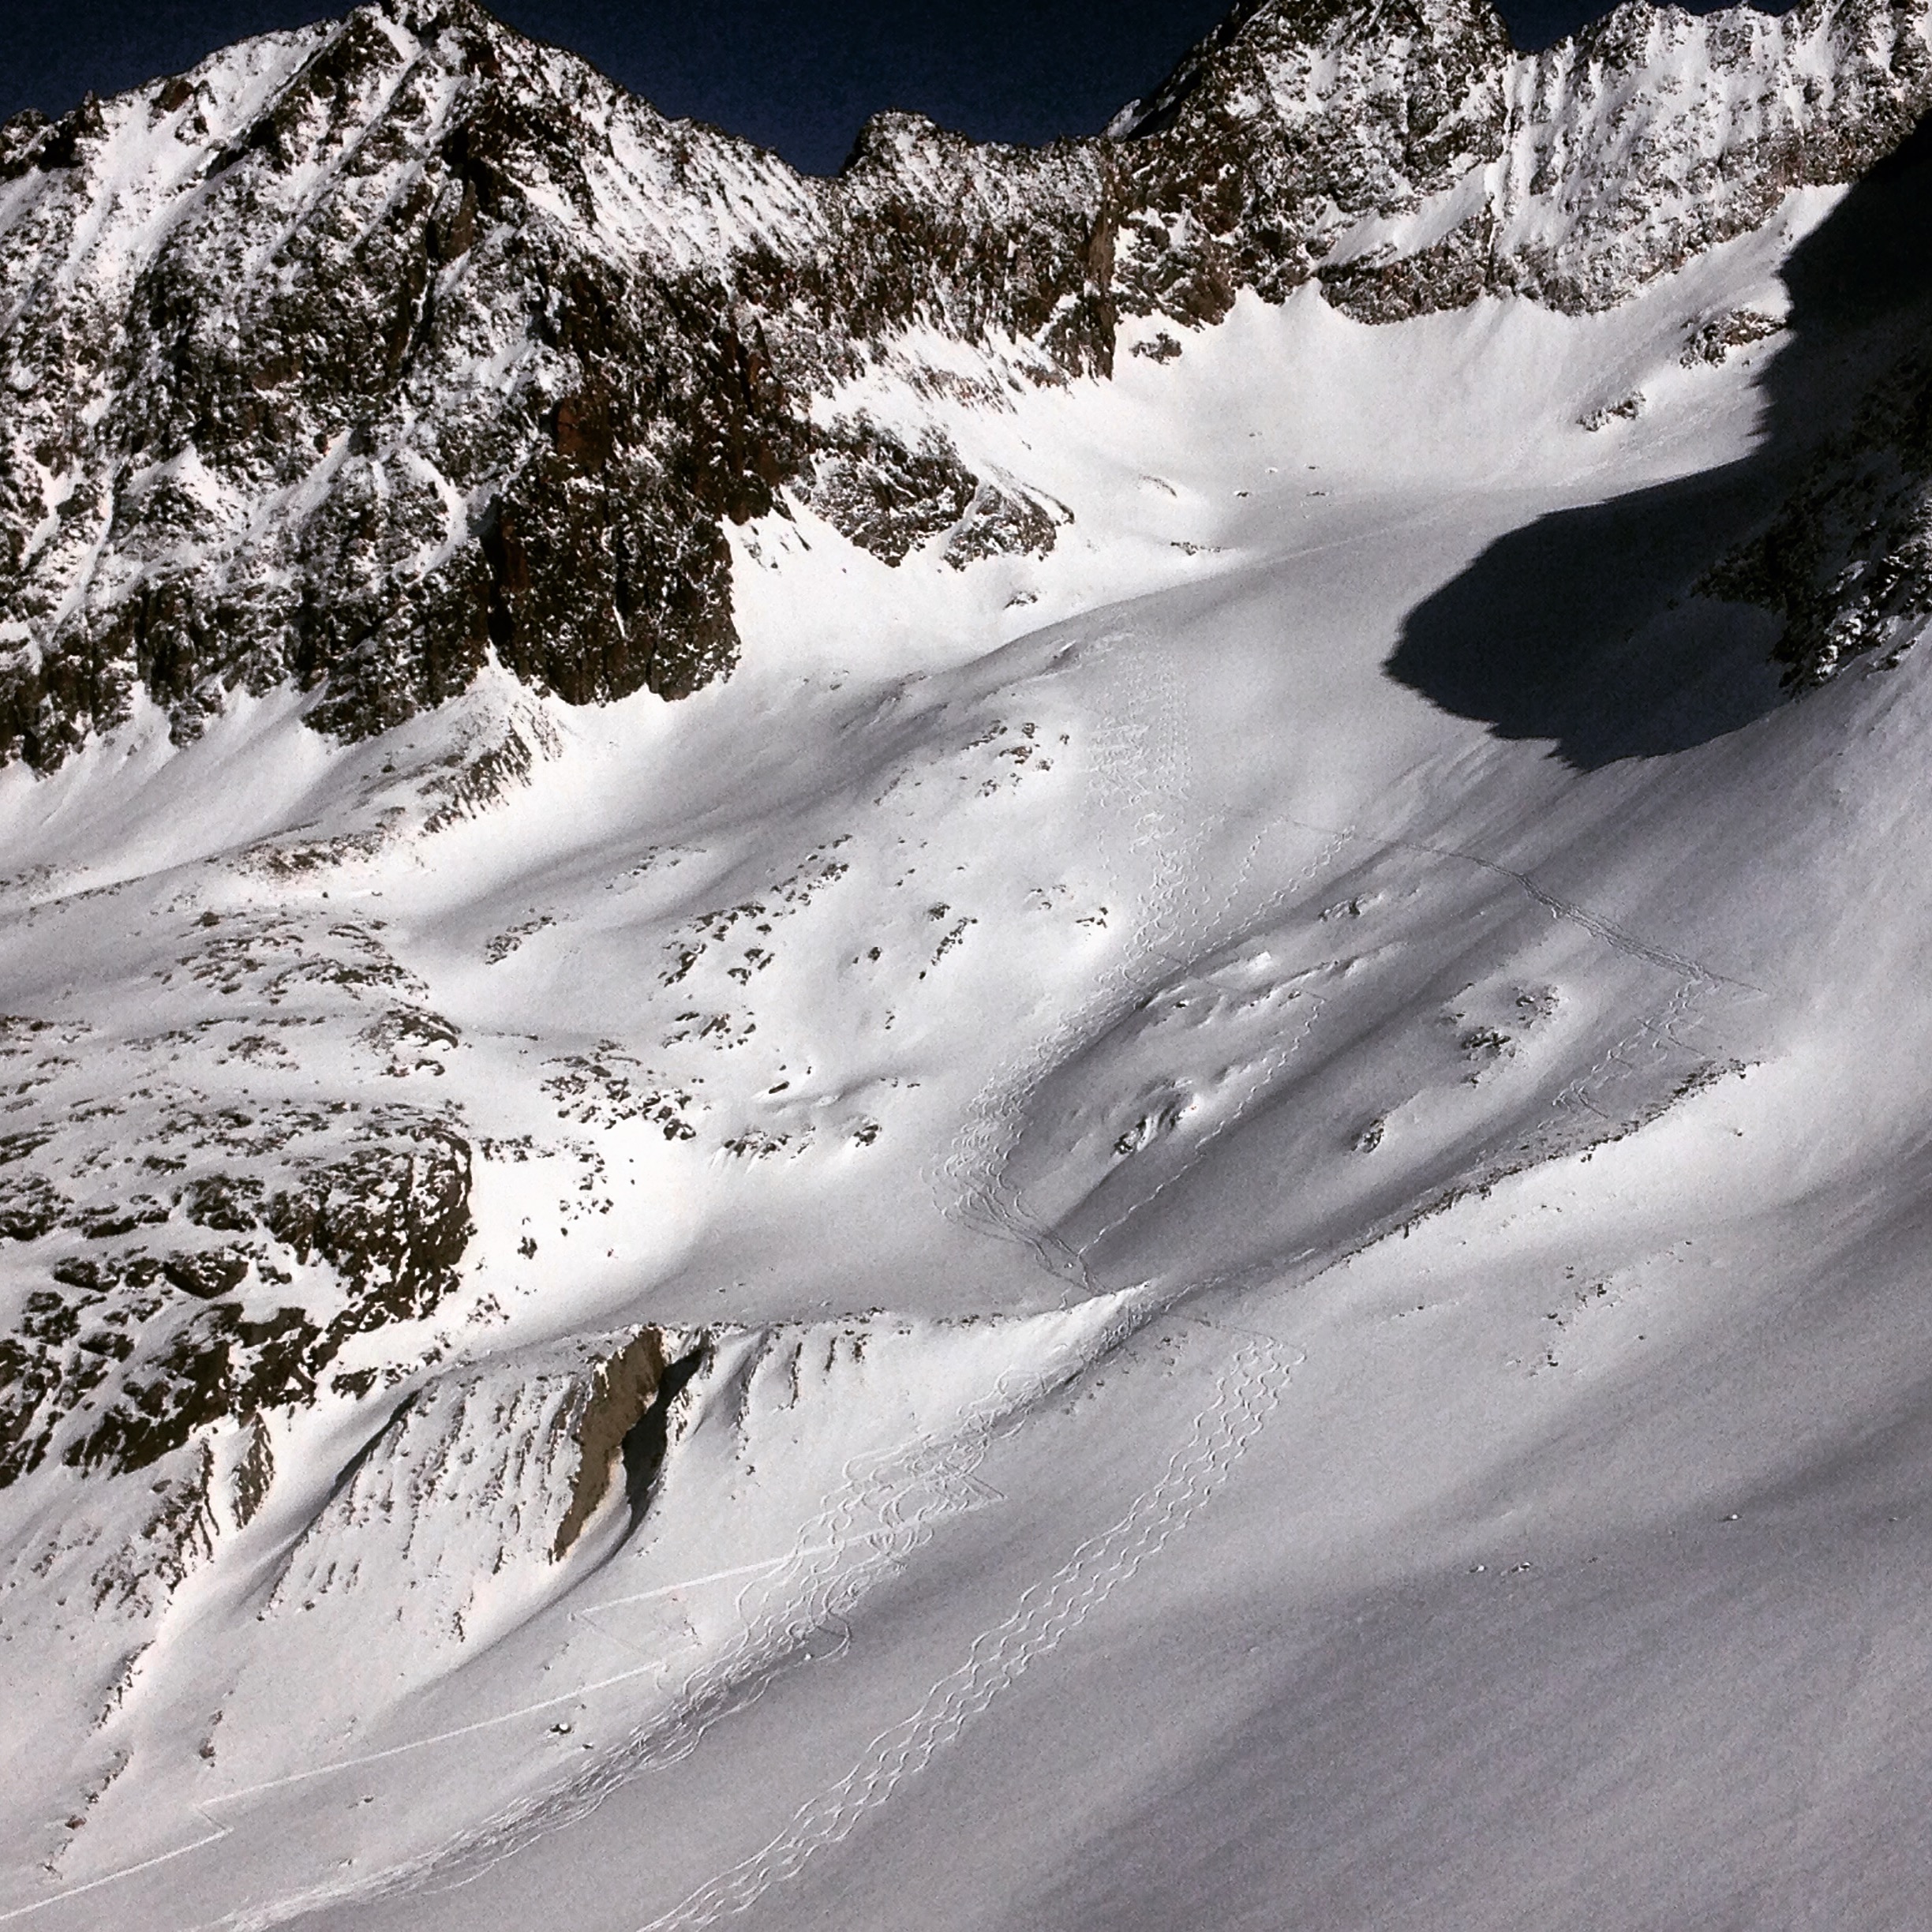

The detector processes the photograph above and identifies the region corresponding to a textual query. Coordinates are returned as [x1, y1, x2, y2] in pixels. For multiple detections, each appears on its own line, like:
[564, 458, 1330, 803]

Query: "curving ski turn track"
[634, 1320, 1298, 1932]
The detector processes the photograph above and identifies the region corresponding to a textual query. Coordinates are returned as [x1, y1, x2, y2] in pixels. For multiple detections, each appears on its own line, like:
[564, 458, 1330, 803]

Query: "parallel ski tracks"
[305, 1304, 1162, 1910]
[932, 628, 1354, 1289]
[1286, 814, 1761, 1130]
[481, 628, 1754, 1932]
[9, 632, 1319, 1932]
[633, 1320, 1297, 1932]
[200, 1301, 1298, 1932]
[933, 624, 1199, 1286]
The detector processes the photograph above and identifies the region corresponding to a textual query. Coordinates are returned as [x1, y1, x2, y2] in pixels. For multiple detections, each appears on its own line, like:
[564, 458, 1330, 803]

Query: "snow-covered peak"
[13, 2, 1932, 1920]
[3, 0, 1931, 776]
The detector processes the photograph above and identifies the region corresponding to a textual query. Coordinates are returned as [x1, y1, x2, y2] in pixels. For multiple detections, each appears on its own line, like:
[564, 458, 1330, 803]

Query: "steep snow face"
[1488, 0, 1932, 309]
[12, 2, 1932, 1926]
[1108, 0, 1932, 325]
[7, 151, 1932, 1925]
[6, 0, 1932, 773]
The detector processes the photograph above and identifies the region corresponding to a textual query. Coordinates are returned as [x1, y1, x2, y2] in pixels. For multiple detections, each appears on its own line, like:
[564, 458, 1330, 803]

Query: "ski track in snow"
[932, 622, 1198, 1288]
[191, 1301, 1163, 1927]
[300, 611, 1357, 1922]
[624, 603, 1756, 1932]
[0, 692, 1762, 1932]
[1289, 815, 1763, 1125]
[0, 788, 1763, 1932]
[8, 623, 1342, 1932]
[0, 1312, 1153, 1929]
[631, 1320, 1298, 1932]
[932, 623, 1356, 1290]
[2, 1295, 1297, 1932]
[1552, 968, 1710, 1125]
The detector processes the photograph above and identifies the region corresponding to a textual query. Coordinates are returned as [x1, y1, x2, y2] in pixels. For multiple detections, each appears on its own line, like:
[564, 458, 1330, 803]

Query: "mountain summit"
[3, 0, 1929, 768]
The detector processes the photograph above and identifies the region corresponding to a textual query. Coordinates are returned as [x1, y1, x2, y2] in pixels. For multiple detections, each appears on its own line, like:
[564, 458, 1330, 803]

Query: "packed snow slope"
[7, 2, 1932, 1929]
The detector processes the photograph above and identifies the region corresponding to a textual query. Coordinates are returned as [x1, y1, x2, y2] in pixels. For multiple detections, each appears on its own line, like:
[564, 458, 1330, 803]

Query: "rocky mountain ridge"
[1, 0, 1930, 1605]
[4, 0, 1932, 772]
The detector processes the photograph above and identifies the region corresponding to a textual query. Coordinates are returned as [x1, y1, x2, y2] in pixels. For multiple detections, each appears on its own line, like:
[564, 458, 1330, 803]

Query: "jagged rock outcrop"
[551, 1327, 706, 1556]
[0, 1099, 473, 1485]
[6, 0, 1932, 770]
[1705, 347, 1932, 682]
[1108, 0, 1513, 324]
[257, 1325, 702, 1646]
[0, 5, 813, 768]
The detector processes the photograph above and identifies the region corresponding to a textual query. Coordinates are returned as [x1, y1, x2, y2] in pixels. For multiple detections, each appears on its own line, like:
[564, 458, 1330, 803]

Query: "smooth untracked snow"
[5, 173, 1932, 1932]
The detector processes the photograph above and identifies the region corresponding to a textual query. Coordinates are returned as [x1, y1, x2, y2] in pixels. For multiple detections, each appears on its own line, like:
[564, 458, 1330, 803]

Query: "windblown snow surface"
[6, 158, 1932, 1932]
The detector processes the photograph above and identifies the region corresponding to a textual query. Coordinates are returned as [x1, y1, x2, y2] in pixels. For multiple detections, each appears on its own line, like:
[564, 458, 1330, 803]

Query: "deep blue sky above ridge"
[2, 0, 1798, 178]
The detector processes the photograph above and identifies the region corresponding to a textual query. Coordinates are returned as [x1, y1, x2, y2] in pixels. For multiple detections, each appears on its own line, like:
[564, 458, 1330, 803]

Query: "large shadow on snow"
[1386, 114, 1932, 769]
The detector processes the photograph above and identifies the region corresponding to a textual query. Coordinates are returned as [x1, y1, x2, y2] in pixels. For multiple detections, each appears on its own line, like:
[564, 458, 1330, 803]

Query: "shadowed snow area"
[1390, 107, 1932, 764]
[13, 95, 1932, 1932]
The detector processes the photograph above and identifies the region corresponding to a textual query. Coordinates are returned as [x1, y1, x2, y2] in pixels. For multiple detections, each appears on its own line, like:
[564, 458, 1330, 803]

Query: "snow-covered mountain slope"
[9, 0, 1932, 1926]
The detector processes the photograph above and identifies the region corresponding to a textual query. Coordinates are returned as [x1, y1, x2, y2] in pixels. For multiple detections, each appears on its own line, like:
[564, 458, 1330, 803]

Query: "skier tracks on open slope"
[1293, 818, 1754, 991]
[216, 663, 1337, 1919]
[1288, 815, 1765, 1129]
[934, 639, 1356, 1293]
[8, 1317, 1168, 1931]
[1392, 828, 1762, 1125]
[1552, 968, 1709, 1124]
[264, 1300, 1171, 1918]
[631, 1320, 1298, 1932]
[934, 627, 1199, 1287]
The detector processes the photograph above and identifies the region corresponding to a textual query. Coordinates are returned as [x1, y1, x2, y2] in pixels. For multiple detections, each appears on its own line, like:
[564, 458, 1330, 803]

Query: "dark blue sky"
[1, 0, 1789, 177]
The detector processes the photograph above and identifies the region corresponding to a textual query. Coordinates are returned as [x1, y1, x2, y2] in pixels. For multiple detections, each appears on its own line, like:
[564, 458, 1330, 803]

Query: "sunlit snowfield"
[7, 182, 1932, 1931]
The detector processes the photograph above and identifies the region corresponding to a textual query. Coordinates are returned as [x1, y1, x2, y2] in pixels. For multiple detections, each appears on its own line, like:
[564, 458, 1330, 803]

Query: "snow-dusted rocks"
[1705, 332, 1932, 682]
[8, 0, 1932, 773]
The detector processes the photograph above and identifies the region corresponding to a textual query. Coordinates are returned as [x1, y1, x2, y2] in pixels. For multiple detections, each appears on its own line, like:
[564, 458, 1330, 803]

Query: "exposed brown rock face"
[6, 0, 1932, 772]
[550, 1327, 701, 1559]
[1111, 0, 1511, 325]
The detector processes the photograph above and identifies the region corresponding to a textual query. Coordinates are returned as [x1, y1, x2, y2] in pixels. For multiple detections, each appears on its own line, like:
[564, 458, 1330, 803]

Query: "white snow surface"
[6, 185, 1932, 1932]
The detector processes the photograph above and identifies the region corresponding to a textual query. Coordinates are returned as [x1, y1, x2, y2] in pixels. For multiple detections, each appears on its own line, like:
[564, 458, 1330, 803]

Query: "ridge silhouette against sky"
[2, 0, 1799, 178]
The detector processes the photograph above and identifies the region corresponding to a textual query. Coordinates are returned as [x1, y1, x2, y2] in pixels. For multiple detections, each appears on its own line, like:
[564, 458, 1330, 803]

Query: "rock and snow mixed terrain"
[7, 0, 1932, 1925]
